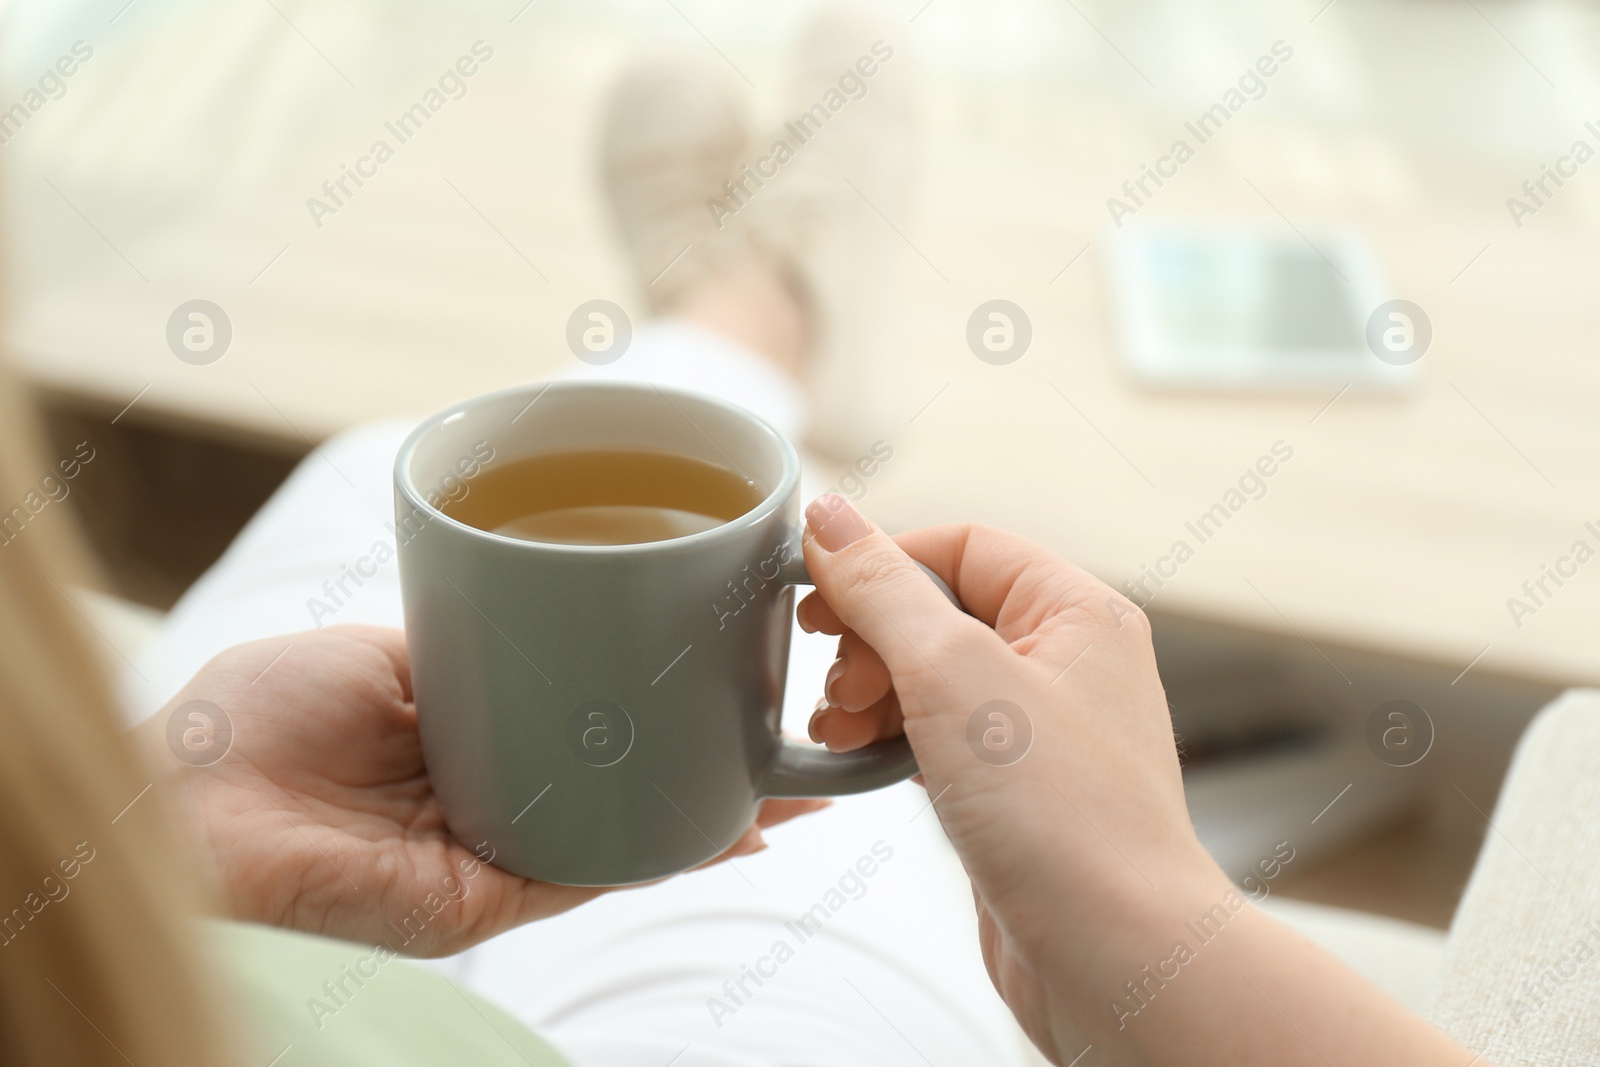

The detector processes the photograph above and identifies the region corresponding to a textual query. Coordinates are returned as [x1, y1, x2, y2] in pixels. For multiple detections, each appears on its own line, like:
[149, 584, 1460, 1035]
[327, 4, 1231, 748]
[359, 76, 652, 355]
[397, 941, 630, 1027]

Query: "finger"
[811, 689, 903, 753]
[687, 798, 833, 872]
[889, 524, 1141, 647]
[754, 797, 831, 828]
[708, 799, 831, 862]
[803, 494, 1005, 692]
[504, 878, 607, 936]
[322, 624, 416, 703]
[824, 630, 892, 713]
[797, 591, 846, 635]
[696, 825, 767, 867]
[810, 704, 872, 752]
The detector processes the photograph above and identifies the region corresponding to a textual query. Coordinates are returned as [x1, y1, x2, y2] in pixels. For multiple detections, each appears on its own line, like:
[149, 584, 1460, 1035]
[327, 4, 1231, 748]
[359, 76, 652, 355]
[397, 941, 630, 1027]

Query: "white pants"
[124, 321, 1034, 1067]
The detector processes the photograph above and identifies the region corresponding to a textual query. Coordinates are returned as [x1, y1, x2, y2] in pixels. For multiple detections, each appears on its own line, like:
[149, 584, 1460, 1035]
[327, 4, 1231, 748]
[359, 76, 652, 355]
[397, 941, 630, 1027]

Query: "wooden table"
[9, 0, 1598, 690]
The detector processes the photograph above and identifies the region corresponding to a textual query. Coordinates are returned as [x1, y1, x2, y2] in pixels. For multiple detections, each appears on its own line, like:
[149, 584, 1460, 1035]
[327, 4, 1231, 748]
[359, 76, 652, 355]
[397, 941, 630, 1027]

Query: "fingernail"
[824, 657, 846, 705]
[808, 708, 826, 743]
[806, 493, 871, 552]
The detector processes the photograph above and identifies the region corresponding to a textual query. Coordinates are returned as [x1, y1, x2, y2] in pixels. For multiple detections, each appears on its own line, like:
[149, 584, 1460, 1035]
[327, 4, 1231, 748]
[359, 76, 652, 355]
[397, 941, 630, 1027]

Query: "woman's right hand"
[798, 494, 1480, 1067]
[798, 495, 1231, 1061]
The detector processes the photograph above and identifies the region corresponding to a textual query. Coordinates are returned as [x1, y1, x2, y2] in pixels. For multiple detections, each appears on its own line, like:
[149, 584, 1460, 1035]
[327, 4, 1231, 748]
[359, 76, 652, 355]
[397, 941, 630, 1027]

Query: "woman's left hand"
[139, 625, 824, 956]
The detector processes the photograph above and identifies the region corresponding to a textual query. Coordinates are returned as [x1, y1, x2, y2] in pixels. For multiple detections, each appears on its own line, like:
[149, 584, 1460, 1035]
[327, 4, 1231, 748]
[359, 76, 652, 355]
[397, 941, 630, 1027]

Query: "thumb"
[802, 493, 994, 694]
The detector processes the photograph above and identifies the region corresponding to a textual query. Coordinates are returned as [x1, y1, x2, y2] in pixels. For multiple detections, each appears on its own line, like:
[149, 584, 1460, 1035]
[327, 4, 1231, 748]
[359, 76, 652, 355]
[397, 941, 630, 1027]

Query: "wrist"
[1036, 845, 1235, 1038]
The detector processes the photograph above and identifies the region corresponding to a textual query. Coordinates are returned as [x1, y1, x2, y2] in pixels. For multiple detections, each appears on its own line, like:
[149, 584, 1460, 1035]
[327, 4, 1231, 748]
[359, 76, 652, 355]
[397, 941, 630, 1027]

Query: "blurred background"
[6, 0, 1600, 935]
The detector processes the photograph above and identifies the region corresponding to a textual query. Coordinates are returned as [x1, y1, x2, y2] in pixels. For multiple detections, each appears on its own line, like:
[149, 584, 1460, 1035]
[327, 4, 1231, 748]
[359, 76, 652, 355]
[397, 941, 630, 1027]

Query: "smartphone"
[1108, 222, 1415, 392]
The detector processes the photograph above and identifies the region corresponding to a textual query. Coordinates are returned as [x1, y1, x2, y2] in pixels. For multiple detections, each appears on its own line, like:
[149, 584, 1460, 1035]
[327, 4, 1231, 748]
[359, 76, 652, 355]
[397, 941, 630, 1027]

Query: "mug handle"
[759, 548, 962, 799]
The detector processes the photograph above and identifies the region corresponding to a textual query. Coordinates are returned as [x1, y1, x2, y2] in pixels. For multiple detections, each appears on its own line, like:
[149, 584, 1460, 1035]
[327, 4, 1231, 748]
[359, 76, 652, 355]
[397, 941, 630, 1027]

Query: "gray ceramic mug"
[394, 380, 919, 886]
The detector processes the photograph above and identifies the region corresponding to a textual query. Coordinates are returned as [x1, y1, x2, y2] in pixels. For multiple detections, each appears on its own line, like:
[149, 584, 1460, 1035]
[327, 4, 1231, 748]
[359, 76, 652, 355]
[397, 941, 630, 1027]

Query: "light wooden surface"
[8, 0, 1600, 688]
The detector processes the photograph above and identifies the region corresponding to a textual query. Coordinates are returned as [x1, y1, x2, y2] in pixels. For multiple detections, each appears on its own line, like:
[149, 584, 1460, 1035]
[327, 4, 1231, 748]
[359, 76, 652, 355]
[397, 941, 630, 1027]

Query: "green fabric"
[207, 920, 570, 1067]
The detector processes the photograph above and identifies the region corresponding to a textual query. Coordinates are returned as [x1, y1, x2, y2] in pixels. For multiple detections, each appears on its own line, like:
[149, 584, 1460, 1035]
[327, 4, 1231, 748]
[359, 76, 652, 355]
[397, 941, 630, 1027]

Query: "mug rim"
[393, 379, 802, 556]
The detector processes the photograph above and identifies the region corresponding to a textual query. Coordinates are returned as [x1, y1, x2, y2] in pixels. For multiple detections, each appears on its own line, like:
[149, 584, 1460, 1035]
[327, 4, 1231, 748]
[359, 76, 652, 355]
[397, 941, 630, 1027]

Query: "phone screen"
[1144, 236, 1362, 355]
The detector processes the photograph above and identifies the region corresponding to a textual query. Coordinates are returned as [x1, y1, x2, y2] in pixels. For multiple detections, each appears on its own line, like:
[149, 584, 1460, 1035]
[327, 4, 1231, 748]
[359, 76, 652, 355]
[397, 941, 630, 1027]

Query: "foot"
[597, 55, 753, 315]
[741, 5, 920, 455]
[599, 10, 921, 454]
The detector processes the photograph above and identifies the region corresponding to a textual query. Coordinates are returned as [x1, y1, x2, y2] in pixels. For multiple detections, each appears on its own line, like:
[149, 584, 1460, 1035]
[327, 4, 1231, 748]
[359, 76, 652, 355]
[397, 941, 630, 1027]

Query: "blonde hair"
[0, 357, 236, 1065]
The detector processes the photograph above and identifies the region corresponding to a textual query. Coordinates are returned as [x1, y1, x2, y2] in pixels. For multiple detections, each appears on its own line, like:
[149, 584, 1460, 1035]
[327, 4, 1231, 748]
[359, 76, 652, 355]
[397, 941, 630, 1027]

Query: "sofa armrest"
[1432, 689, 1600, 1065]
